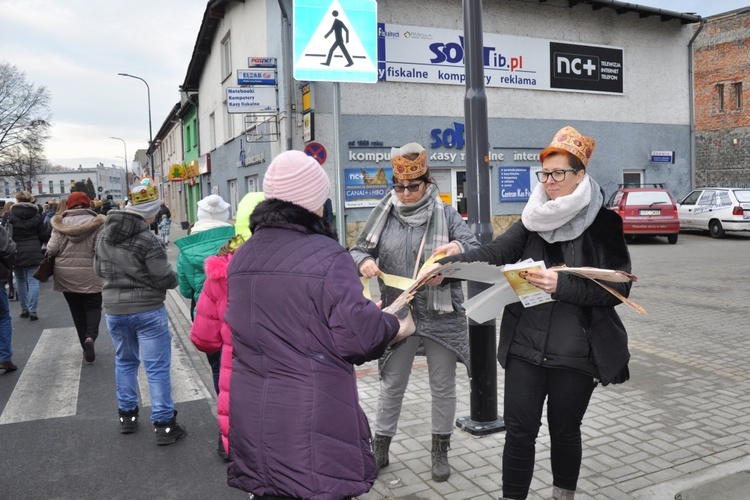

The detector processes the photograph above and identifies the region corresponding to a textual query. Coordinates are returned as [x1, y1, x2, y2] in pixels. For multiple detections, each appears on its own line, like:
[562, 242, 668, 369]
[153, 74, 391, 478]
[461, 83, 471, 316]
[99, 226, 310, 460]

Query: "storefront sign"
[237, 69, 276, 86]
[248, 57, 277, 68]
[226, 87, 278, 114]
[499, 167, 532, 202]
[378, 23, 623, 94]
[650, 150, 675, 163]
[344, 167, 393, 207]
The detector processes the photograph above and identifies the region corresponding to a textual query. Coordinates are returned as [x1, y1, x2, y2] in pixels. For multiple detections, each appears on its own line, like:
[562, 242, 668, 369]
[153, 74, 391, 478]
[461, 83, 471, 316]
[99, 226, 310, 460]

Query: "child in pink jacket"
[190, 235, 242, 456]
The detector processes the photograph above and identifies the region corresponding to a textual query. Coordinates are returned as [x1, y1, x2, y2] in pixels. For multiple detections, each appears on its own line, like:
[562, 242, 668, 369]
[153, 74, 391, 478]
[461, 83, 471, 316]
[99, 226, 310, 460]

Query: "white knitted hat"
[197, 194, 231, 222]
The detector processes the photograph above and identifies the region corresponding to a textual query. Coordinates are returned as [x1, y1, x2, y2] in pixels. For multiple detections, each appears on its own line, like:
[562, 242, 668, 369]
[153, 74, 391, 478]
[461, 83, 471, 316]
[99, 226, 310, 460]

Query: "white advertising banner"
[226, 87, 278, 114]
[377, 23, 623, 94]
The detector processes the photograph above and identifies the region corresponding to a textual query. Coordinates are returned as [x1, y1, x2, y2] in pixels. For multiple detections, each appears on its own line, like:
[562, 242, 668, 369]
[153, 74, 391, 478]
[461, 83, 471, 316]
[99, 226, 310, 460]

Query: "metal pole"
[333, 82, 346, 246]
[455, 0, 505, 437]
[118, 73, 155, 180]
[109, 136, 128, 172]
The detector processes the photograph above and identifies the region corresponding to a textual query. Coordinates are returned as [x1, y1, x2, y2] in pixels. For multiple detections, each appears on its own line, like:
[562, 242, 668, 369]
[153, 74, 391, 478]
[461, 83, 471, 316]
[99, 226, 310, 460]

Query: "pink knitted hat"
[263, 150, 330, 213]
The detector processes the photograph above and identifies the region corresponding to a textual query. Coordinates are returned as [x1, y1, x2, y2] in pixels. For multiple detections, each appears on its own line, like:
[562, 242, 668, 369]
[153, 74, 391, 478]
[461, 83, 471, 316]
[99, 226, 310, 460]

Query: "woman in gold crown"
[350, 142, 479, 482]
[432, 127, 632, 500]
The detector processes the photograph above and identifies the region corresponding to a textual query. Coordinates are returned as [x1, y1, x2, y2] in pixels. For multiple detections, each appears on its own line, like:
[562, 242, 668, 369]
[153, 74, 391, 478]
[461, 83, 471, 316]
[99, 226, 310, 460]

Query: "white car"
[677, 187, 750, 238]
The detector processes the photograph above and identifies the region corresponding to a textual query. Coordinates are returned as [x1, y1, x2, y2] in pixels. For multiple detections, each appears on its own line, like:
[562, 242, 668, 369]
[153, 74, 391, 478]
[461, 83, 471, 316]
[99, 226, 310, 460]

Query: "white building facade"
[179, 0, 699, 241]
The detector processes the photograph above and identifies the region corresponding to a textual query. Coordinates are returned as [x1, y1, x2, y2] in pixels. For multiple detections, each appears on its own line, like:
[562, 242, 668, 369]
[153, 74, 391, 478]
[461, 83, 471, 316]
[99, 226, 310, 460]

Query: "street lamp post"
[109, 136, 128, 172]
[117, 73, 154, 180]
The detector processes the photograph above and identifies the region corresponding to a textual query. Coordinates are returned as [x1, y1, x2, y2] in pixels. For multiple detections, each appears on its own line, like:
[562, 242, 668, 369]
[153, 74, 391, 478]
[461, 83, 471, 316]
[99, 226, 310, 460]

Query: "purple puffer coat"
[225, 199, 399, 499]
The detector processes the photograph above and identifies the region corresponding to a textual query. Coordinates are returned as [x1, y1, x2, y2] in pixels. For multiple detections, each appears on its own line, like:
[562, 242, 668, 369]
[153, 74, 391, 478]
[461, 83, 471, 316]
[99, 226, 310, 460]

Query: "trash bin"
[180, 221, 189, 230]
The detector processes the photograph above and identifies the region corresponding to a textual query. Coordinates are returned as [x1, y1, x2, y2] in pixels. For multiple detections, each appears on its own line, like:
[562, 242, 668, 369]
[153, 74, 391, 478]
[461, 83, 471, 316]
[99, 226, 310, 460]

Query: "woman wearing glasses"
[350, 142, 479, 483]
[431, 127, 632, 500]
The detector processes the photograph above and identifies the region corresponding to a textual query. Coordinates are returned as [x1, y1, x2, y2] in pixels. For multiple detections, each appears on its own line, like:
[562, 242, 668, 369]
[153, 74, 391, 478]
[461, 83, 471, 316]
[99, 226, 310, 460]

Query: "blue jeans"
[0, 286, 11, 361]
[106, 307, 175, 423]
[14, 266, 40, 314]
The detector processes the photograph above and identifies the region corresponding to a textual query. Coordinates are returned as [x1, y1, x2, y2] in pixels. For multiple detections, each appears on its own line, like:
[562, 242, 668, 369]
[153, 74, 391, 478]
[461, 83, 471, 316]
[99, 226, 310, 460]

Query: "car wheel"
[709, 219, 725, 239]
[667, 234, 678, 244]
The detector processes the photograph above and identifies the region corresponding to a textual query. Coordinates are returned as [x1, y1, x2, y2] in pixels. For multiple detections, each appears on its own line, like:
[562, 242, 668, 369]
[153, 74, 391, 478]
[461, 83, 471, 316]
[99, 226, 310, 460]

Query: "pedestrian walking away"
[189, 233, 244, 463]
[1, 202, 16, 301]
[175, 192, 236, 460]
[350, 142, 480, 483]
[0, 223, 17, 372]
[158, 214, 171, 246]
[432, 126, 632, 500]
[7, 190, 50, 321]
[46, 192, 105, 363]
[224, 150, 412, 499]
[94, 178, 187, 445]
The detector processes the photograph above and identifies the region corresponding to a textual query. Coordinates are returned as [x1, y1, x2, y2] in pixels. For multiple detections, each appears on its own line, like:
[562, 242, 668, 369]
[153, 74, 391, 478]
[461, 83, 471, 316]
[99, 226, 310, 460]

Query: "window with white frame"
[221, 33, 232, 80]
[246, 175, 259, 193]
[209, 112, 216, 151]
[224, 101, 234, 141]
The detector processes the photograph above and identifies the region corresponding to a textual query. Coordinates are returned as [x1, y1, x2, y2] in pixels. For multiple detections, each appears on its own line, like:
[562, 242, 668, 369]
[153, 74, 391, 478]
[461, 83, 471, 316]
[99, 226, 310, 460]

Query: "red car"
[606, 185, 680, 244]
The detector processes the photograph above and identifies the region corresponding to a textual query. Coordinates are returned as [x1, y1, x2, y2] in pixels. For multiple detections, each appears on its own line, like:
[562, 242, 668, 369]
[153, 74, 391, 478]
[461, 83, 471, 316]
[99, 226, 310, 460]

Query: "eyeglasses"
[535, 169, 578, 183]
[392, 181, 424, 193]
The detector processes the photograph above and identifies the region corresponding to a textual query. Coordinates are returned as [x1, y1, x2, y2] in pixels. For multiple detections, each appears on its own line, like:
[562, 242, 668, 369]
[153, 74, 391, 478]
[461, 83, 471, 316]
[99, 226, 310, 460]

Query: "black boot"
[153, 411, 187, 445]
[431, 433, 451, 482]
[217, 432, 229, 461]
[118, 406, 139, 434]
[371, 434, 392, 475]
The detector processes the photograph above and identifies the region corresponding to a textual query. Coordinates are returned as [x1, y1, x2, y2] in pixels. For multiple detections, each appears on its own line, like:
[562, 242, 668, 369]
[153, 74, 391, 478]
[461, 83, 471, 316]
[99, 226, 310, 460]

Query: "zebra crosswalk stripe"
[0, 328, 81, 425]
[137, 329, 210, 408]
[0, 327, 211, 425]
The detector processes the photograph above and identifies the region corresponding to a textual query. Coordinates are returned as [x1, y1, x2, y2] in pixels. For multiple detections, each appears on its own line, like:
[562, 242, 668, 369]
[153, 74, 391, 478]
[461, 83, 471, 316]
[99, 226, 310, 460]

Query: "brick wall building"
[694, 8, 750, 187]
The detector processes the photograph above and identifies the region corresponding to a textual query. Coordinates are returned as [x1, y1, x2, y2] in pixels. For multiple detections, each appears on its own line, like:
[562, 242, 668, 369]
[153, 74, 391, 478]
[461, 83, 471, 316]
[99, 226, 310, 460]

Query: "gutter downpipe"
[277, 0, 294, 151]
[688, 18, 705, 190]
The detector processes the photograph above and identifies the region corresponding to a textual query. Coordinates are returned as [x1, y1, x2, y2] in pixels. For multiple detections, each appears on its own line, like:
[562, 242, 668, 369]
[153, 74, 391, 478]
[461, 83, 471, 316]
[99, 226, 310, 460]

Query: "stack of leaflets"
[501, 259, 554, 308]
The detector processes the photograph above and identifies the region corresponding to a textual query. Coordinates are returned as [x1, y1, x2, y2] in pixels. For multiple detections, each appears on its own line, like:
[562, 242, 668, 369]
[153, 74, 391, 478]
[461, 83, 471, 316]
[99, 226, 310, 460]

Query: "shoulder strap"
[413, 229, 429, 279]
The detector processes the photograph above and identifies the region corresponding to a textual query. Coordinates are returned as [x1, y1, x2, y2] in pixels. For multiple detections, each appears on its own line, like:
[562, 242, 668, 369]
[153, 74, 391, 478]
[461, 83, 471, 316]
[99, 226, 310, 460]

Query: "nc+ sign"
[293, 0, 377, 83]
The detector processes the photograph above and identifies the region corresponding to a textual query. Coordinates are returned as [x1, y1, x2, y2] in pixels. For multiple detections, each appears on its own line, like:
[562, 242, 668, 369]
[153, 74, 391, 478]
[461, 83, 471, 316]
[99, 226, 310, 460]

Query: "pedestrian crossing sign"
[293, 0, 378, 83]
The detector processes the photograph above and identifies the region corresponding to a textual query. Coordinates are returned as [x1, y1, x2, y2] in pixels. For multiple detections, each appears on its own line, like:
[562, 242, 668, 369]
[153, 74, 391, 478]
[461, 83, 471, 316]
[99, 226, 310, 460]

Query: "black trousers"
[502, 357, 596, 499]
[63, 292, 102, 346]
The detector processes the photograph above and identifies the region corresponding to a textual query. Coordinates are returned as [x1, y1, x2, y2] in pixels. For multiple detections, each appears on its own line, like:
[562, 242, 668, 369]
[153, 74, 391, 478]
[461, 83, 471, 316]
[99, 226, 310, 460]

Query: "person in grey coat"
[94, 180, 186, 445]
[350, 142, 480, 482]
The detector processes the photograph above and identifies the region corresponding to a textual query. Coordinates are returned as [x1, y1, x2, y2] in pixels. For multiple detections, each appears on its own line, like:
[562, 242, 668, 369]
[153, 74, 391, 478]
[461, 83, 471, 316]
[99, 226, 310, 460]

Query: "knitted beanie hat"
[197, 194, 231, 222]
[263, 150, 330, 213]
[66, 192, 91, 209]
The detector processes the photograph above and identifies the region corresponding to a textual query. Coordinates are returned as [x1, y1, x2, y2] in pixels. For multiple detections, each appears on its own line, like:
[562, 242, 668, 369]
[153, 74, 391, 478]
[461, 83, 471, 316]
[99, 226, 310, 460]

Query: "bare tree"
[0, 62, 52, 186]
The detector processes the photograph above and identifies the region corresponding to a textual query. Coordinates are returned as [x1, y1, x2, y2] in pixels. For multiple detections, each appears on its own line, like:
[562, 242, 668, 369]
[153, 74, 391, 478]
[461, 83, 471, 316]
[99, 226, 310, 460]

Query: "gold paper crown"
[129, 178, 159, 206]
[539, 126, 595, 168]
[391, 143, 428, 180]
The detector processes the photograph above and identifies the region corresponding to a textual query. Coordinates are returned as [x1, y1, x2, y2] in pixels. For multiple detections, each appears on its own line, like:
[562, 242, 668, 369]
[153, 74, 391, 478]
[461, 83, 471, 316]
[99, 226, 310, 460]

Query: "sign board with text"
[377, 23, 623, 94]
[237, 69, 277, 86]
[248, 57, 277, 68]
[226, 87, 278, 114]
[650, 150, 675, 163]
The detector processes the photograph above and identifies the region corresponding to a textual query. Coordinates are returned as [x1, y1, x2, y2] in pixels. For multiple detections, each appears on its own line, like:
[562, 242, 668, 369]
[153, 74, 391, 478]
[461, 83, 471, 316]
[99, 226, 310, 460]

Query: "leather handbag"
[33, 254, 55, 282]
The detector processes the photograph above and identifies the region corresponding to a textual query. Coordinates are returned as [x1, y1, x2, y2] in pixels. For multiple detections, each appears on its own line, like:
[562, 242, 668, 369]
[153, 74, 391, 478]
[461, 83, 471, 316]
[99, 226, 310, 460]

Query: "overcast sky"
[1, 0, 748, 171]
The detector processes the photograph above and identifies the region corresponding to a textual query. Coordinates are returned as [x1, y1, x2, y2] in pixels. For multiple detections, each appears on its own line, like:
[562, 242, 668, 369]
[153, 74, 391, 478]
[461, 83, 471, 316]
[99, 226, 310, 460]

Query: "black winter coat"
[7, 202, 49, 268]
[441, 207, 632, 385]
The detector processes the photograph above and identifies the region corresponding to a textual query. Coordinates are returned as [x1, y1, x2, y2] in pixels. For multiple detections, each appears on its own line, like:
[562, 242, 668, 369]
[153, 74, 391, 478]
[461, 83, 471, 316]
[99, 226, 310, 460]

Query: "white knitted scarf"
[521, 174, 603, 243]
